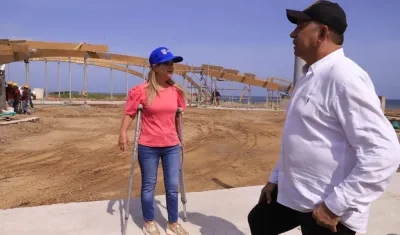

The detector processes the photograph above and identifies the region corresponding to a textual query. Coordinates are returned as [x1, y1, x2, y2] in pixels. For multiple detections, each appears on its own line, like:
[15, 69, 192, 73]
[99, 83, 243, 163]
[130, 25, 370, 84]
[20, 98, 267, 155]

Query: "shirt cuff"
[324, 189, 348, 217]
[268, 170, 279, 184]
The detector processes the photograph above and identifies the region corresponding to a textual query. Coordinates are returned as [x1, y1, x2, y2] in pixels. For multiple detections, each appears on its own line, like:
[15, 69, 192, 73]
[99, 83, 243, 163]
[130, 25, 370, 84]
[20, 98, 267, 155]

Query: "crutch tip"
[177, 107, 183, 113]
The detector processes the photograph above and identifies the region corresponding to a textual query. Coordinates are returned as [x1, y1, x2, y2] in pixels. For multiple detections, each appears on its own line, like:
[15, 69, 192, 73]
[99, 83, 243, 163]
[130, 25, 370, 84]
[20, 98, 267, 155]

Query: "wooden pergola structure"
[0, 39, 293, 109]
[1, 39, 292, 87]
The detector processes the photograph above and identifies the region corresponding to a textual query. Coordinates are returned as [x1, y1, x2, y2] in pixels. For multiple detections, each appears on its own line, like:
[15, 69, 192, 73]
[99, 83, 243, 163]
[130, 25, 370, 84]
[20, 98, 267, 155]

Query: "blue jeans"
[138, 144, 180, 223]
[22, 101, 28, 114]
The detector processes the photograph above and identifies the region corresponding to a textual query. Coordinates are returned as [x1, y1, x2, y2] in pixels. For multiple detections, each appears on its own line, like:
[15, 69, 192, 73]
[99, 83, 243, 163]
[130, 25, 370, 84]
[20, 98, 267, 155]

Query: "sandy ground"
[0, 105, 285, 209]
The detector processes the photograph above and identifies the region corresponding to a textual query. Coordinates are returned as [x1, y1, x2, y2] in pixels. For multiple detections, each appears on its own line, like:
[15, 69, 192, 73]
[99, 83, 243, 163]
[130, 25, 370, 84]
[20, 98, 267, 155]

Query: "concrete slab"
[1, 174, 399, 235]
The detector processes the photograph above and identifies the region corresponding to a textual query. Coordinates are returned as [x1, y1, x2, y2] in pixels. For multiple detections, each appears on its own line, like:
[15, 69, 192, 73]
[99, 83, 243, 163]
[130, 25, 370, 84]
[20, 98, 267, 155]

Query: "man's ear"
[319, 25, 328, 40]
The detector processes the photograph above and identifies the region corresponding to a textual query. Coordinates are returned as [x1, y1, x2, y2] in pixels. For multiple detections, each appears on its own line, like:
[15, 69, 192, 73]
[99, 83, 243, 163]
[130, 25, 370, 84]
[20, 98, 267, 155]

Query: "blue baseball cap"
[149, 47, 183, 66]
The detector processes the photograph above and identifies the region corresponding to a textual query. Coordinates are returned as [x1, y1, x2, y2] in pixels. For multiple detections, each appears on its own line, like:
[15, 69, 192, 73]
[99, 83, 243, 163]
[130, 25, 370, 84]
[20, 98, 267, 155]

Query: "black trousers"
[247, 186, 356, 235]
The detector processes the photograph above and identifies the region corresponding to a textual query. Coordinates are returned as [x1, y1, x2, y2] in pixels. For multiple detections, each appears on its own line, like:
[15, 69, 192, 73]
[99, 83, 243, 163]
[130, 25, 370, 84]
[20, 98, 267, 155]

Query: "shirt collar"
[303, 48, 345, 75]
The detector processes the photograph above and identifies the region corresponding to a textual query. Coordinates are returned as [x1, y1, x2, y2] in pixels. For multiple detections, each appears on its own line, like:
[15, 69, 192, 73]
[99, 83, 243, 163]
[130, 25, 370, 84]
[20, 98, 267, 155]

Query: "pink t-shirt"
[124, 82, 186, 147]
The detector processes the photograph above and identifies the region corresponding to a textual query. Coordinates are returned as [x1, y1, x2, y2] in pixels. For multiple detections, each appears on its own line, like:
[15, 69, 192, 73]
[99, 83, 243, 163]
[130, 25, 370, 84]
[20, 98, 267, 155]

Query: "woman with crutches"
[118, 46, 188, 235]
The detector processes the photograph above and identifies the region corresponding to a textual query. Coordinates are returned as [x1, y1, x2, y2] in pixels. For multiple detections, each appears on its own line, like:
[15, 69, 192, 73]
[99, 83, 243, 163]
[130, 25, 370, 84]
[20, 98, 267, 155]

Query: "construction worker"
[5, 81, 14, 107]
[29, 89, 35, 108]
[210, 90, 221, 106]
[82, 90, 88, 105]
[12, 82, 21, 113]
[21, 84, 30, 114]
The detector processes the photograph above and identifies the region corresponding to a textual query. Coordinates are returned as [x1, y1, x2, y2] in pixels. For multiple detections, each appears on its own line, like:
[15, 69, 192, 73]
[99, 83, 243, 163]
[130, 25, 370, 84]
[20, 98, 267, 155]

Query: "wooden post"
[379, 96, 386, 113]
[0, 66, 5, 112]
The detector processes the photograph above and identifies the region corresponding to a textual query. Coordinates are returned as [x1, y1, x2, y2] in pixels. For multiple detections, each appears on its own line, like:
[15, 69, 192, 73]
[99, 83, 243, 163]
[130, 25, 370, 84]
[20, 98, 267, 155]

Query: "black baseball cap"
[286, 0, 347, 35]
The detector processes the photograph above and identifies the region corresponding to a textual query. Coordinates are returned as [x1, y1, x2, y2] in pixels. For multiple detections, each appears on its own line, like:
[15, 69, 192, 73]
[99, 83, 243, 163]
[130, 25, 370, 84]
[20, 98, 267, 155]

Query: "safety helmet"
[7, 81, 12, 85]
[23, 84, 29, 88]
[12, 82, 18, 86]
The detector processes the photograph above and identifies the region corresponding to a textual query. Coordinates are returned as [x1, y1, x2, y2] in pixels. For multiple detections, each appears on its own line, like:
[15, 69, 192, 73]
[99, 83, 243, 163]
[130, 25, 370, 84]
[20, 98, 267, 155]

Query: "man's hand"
[258, 182, 277, 204]
[312, 202, 341, 232]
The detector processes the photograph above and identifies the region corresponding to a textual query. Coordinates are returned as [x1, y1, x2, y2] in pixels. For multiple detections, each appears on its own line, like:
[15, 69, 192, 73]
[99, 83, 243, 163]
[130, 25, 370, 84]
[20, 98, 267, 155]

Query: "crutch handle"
[138, 104, 143, 110]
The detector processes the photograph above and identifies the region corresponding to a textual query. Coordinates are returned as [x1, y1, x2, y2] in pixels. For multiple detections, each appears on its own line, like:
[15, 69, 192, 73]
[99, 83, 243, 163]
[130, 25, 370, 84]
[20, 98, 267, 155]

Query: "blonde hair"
[146, 68, 186, 106]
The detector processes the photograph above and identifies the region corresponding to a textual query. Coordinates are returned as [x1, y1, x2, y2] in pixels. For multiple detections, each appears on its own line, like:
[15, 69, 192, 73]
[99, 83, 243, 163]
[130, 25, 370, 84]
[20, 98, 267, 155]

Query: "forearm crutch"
[122, 104, 143, 235]
[176, 107, 188, 222]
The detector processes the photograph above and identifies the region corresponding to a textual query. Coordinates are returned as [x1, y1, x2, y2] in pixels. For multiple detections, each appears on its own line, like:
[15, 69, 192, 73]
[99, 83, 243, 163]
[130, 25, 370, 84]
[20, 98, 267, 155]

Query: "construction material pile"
[391, 120, 400, 130]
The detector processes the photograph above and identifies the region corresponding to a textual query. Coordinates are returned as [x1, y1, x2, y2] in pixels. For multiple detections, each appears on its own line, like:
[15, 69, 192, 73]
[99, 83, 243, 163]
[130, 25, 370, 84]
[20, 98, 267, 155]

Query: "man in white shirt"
[247, 1, 400, 235]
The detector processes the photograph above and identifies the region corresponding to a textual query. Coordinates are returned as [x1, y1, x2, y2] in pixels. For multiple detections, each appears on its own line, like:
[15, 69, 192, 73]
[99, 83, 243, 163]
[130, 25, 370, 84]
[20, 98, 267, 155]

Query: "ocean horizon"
[47, 91, 400, 109]
[222, 96, 400, 109]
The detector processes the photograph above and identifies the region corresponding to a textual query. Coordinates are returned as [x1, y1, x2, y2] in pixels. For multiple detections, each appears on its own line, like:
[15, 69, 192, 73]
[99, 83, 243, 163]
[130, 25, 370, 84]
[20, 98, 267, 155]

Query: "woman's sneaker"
[142, 221, 160, 235]
[166, 223, 189, 235]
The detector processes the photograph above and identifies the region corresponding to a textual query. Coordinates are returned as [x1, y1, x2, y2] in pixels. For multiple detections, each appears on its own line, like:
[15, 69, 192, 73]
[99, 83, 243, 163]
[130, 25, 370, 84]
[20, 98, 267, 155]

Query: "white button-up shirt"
[269, 48, 400, 233]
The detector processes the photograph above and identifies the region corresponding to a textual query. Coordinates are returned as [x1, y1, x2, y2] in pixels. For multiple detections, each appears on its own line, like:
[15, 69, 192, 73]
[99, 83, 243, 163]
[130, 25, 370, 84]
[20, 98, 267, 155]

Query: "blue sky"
[1, 0, 399, 98]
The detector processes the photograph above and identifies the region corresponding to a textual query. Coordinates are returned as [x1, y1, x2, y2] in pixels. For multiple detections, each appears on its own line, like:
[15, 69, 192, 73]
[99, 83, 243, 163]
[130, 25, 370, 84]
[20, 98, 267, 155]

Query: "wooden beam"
[30, 57, 144, 79]
[0, 45, 14, 55]
[22, 40, 109, 52]
[6, 45, 291, 92]
[0, 44, 24, 64]
[205, 70, 281, 90]
[244, 73, 256, 79]
[268, 76, 291, 83]
[201, 64, 223, 71]
[223, 69, 240, 75]
[0, 55, 16, 64]
[10, 44, 29, 53]
[185, 66, 203, 72]
[15, 49, 148, 67]
[0, 39, 109, 52]
[31, 57, 205, 96]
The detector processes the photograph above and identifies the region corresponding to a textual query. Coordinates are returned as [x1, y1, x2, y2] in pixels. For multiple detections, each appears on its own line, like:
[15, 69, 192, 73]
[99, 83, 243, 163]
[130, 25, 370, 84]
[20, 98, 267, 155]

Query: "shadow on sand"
[106, 198, 246, 235]
[106, 198, 167, 234]
[155, 199, 246, 235]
